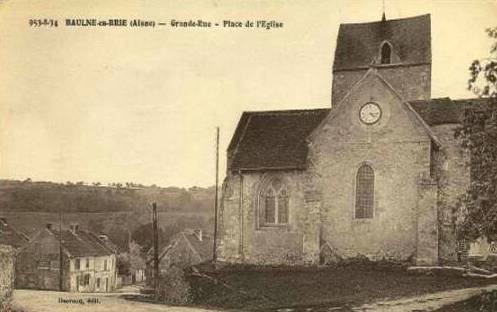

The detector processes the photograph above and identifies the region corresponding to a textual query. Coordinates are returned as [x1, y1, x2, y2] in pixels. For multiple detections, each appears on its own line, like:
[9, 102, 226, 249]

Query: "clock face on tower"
[359, 102, 382, 125]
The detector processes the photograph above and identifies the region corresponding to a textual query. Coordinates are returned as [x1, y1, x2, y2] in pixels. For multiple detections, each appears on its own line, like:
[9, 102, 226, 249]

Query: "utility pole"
[152, 202, 159, 300]
[213, 127, 219, 261]
[59, 211, 63, 291]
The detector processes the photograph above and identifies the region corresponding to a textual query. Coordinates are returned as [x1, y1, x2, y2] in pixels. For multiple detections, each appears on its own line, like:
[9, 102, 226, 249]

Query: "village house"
[217, 14, 483, 266]
[146, 229, 213, 283]
[16, 223, 118, 292]
[0, 218, 29, 249]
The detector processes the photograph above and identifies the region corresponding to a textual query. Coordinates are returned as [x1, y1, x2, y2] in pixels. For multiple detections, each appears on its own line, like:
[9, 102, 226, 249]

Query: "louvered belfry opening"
[355, 164, 374, 219]
[381, 42, 391, 64]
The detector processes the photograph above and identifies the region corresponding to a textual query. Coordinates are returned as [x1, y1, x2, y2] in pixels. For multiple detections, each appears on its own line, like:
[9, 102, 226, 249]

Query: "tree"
[117, 253, 131, 275]
[107, 226, 129, 252]
[131, 222, 166, 252]
[455, 27, 497, 241]
[131, 221, 185, 253]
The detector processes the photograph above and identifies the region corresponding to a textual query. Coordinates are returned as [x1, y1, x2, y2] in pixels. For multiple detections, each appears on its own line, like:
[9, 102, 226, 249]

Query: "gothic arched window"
[380, 42, 392, 64]
[355, 164, 374, 219]
[260, 178, 289, 225]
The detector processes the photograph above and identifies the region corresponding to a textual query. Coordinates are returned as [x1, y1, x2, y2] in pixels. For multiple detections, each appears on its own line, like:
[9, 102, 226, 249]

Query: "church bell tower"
[331, 14, 432, 105]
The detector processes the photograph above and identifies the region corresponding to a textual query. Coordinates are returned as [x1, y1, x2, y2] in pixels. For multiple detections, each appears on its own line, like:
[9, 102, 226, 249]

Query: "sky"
[0, 0, 496, 188]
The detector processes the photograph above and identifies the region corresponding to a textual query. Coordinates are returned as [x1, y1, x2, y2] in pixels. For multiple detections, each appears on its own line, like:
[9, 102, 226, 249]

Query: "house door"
[76, 276, 80, 292]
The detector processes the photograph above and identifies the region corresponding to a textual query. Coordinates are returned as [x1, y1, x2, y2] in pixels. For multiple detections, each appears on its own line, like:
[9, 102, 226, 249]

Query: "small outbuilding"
[146, 229, 213, 283]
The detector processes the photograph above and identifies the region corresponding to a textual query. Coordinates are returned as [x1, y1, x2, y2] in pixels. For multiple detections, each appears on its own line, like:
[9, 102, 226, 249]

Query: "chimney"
[0, 218, 7, 226]
[70, 223, 79, 234]
[194, 229, 203, 241]
[46, 223, 53, 231]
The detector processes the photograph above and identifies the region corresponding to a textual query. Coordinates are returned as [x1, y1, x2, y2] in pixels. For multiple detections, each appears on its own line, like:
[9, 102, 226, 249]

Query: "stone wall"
[16, 230, 62, 290]
[219, 70, 441, 266]
[332, 70, 365, 105]
[0, 245, 15, 302]
[431, 124, 470, 262]
[332, 64, 431, 105]
[68, 255, 117, 292]
[217, 175, 243, 263]
[313, 70, 434, 262]
[416, 175, 439, 265]
[217, 171, 320, 265]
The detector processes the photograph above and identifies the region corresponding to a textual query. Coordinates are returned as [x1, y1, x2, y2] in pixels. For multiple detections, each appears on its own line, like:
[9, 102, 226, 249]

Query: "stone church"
[217, 14, 481, 266]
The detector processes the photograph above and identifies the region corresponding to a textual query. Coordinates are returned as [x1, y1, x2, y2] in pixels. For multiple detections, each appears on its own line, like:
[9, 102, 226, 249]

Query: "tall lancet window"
[380, 42, 392, 64]
[260, 178, 289, 225]
[355, 164, 374, 219]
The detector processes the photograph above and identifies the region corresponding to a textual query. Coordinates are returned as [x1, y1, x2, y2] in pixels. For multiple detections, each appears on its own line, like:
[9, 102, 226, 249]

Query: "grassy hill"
[0, 180, 216, 250]
[0, 179, 215, 213]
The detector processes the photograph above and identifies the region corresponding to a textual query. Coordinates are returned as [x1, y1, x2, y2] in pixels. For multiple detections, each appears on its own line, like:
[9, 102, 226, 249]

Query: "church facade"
[217, 14, 477, 266]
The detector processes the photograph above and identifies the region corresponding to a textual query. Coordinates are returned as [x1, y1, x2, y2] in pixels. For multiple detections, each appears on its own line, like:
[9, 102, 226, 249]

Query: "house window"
[355, 164, 374, 219]
[50, 260, 60, 270]
[96, 278, 101, 288]
[84, 274, 90, 286]
[37, 260, 50, 270]
[78, 274, 90, 286]
[260, 178, 289, 225]
[86, 259, 89, 269]
[380, 42, 392, 64]
[104, 259, 108, 271]
[75, 259, 80, 270]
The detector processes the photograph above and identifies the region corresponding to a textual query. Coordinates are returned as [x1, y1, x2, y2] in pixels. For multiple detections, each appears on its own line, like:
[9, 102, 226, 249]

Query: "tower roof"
[333, 14, 431, 71]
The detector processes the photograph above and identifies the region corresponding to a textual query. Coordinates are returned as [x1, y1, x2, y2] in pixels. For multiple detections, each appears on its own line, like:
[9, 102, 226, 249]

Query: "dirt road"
[352, 284, 497, 312]
[11, 289, 216, 312]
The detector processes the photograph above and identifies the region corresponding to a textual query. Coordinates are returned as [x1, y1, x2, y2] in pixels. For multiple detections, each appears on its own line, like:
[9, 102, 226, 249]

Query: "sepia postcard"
[1, 0, 497, 311]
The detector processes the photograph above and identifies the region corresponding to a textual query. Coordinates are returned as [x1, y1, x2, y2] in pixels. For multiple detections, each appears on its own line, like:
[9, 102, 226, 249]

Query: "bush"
[159, 266, 192, 304]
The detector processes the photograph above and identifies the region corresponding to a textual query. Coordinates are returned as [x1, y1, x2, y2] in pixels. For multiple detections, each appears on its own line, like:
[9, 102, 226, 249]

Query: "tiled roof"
[227, 98, 490, 171]
[182, 232, 213, 262]
[228, 109, 330, 172]
[50, 229, 115, 257]
[411, 97, 489, 126]
[0, 220, 29, 248]
[147, 230, 213, 265]
[333, 14, 431, 70]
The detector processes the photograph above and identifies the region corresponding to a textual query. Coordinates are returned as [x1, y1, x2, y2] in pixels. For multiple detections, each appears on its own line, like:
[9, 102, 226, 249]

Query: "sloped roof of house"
[147, 230, 213, 265]
[411, 97, 489, 126]
[0, 218, 29, 249]
[95, 235, 119, 253]
[228, 109, 330, 171]
[181, 232, 213, 262]
[227, 97, 490, 172]
[50, 229, 115, 258]
[333, 14, 431, 70]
